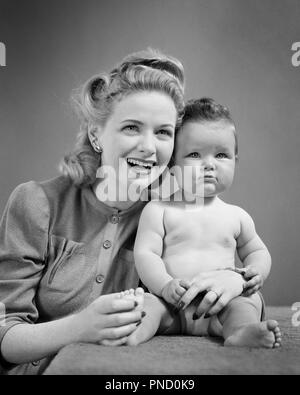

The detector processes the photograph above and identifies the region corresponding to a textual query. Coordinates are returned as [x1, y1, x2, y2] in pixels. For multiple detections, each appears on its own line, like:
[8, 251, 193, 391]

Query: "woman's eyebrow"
[121, 119, 144, 125]
[121, 120, 174, 128]
[159, 124, 175, 128]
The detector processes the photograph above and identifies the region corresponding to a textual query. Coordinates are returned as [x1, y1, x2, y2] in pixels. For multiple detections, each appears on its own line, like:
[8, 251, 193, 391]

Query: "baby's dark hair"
[181, 97, 238, 157]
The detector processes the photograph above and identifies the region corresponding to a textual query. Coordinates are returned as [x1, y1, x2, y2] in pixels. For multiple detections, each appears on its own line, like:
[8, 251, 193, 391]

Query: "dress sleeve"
[0, 181, 50, 347]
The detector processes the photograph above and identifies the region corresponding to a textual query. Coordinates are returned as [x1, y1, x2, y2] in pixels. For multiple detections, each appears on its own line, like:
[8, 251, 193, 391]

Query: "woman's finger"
[100, 322, 139, 341]
[95, 294, 137, 314]
[177, 281, 209, 311]
[206, 294, 229, 316]
[105, 310, 143, 328]
[194, 290, 220, 318]
[100, 337, 128, 346]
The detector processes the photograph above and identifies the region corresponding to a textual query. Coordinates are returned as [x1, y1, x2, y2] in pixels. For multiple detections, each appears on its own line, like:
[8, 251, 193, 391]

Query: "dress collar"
[82, 185, 147, 218]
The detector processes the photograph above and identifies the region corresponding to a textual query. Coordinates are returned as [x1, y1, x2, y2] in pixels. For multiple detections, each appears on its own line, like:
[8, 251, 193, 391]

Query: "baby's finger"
[171, 291, 181, 303]
[175, 285, 188, 297]
[243, 289, 253, 297]
[252, 284, 261, 293]
[244, 267, 258, 279]
[179, 279, 191, 290]
[245, 275, 260, 289]
[245, 284, 261, 296]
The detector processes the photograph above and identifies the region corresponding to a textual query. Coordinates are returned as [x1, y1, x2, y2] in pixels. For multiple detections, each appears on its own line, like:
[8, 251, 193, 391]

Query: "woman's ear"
[88, 124, 103, 153]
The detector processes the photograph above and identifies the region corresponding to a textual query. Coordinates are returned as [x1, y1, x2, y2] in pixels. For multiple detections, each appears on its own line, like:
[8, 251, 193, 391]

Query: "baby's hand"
[161, 279, 190, 305]
[243, 267, 264, 296]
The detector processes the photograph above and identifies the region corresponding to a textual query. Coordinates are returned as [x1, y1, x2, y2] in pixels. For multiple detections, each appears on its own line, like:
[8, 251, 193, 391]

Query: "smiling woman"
[0, 48, 185, 374]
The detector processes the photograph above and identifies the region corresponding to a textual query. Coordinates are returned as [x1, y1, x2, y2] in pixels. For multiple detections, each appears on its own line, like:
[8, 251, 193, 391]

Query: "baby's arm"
[134, 202, 187, 304]
[236, 208, 272, 295]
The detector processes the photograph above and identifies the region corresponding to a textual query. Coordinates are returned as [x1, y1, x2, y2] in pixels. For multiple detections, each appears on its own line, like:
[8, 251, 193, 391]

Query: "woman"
[0, 49, 246, 374]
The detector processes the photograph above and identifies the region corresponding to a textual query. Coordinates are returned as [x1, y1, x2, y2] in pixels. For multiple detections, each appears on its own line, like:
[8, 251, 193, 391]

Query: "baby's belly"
[163, 249, 235, 281]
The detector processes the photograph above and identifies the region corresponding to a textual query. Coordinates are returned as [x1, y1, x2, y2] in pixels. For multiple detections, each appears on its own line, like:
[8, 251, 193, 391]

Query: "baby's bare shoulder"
[142, 200, 167, 216]
[221, 202, 254, 226]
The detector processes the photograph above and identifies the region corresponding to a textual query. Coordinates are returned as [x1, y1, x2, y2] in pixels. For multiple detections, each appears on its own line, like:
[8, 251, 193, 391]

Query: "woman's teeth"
[127, 158, 154, 169]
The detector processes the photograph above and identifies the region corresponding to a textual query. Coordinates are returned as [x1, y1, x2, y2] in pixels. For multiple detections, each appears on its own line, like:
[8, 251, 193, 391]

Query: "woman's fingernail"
[136, 320, 142, 327]
[141, 311, 146, 318]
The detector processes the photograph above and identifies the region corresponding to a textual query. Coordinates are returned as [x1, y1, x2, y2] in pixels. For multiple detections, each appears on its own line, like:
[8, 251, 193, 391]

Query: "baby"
[131, 98, 281, 348]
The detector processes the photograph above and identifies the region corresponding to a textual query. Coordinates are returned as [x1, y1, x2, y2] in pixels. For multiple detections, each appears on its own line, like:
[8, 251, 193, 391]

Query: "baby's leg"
[218, 294, 282, 348]
[126, 293, 180, 346]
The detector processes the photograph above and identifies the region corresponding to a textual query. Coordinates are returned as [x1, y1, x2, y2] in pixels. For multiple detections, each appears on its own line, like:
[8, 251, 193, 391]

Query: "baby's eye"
[216, 153, 228, 159]
[187, 152, 201, 158]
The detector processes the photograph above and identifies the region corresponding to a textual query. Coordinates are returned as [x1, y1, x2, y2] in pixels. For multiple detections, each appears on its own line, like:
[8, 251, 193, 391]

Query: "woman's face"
[94, 91, 177, 201]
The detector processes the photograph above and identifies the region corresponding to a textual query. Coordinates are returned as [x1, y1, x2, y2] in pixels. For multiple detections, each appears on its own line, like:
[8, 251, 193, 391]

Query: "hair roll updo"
[60, 48, 185, 186]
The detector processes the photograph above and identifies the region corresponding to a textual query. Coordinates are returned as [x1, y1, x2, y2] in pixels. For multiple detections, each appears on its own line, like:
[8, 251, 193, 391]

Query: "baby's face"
[174, 120, 236, 198]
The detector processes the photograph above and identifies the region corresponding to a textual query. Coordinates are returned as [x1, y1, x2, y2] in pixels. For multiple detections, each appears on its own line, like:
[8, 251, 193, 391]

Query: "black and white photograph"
[0, 0, 299, 377]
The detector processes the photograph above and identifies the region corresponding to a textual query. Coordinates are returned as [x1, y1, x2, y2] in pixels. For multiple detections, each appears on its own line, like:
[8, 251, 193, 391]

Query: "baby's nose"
[203, 159, 215, 170]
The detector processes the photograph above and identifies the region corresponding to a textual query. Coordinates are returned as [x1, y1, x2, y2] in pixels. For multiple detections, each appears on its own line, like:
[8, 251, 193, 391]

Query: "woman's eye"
[216, 153, 228, 159]
[122, 125, 139, 133]
[187, 152, 201, 158]
[157, 129, 172, 137]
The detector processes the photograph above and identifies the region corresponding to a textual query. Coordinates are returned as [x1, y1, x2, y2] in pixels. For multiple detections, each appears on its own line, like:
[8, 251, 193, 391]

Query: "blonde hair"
[60, 49, 185, 186]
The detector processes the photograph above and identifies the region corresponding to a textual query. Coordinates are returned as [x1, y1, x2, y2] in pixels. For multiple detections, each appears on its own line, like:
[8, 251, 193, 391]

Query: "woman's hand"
[175, 270, 246, 318]
[73, 292, 144, 346]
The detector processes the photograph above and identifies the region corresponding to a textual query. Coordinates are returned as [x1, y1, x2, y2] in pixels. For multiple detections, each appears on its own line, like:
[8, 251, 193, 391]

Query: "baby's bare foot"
[119, 288, 144, 311]
[126, 293, 165, 346]
[224, 320, 282, 349]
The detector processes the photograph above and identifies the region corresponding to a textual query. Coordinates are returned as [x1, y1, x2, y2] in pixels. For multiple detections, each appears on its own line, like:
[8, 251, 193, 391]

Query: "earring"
[92, 140, 103, 153]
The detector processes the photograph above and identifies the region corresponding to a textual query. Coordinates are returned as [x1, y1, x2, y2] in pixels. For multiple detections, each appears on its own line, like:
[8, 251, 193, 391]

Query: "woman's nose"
[138, 133, 156, 155]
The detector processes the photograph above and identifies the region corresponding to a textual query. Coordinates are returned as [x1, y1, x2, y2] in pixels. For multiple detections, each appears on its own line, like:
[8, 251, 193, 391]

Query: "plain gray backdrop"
[0, 0, 299, 305]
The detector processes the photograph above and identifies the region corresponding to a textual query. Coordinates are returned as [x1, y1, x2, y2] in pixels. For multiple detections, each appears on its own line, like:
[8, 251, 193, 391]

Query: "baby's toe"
[134, 287, 145, 311]
[266, 320, 278, 332]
